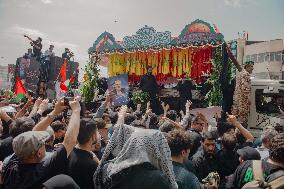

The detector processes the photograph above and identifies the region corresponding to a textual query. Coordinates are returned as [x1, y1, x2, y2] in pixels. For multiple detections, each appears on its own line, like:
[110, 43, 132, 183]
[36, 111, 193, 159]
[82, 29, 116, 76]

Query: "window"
[275, 51, 282, 62]
[255, 89, 284, 115]
[246, 55, 251, 62]
[251, 54, 257, 63]
[258, 53, 265, 63]
[270, 52, 276, 62]
[265, 52, 270, 62]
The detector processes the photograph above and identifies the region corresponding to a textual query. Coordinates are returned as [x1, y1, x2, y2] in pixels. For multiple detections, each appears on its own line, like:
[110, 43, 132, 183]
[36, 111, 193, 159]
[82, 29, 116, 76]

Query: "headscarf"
[43, 174, 80, 189]
[93, 124, 178, 189]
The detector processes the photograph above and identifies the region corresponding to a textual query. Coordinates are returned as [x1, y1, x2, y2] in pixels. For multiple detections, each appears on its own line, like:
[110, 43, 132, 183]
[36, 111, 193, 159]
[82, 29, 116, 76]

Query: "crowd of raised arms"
[0, 89, 284, 189]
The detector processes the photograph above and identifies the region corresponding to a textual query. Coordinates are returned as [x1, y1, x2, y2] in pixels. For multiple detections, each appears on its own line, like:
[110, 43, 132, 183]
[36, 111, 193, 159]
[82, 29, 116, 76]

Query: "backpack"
[242, 160, 284, 189]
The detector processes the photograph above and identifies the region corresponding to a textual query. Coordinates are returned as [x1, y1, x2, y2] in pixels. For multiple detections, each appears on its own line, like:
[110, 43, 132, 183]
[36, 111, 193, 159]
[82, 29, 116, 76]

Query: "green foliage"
[82, 55, 100, 102]
[132, 91, 150, 112]
[206, 46, 235, 106]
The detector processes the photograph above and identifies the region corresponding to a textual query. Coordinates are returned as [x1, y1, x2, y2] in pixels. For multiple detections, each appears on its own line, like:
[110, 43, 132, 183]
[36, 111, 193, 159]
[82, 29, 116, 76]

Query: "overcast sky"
[0, 0, 283, 78]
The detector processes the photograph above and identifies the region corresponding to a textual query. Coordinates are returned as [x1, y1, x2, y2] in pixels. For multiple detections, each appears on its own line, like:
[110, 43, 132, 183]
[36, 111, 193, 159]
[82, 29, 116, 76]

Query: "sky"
[0, 0, 283, 78]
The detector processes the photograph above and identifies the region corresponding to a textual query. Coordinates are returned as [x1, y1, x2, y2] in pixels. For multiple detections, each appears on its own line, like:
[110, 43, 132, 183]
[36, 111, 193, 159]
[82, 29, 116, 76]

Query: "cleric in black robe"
[139, 66, 161, 114]
[177, 78, 194, 112]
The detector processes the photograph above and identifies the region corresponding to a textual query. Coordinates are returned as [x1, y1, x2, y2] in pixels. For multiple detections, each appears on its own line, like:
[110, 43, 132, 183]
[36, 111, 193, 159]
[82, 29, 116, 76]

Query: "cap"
[12, 131, 50, 159]
[244, 60, 254, 65]
[237, 146, 261, 161]
[43, 174, 80, 189]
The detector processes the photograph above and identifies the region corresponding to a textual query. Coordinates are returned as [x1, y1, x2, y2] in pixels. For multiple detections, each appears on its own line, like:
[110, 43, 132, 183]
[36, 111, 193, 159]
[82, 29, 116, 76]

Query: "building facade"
[244, 39, 284, 80]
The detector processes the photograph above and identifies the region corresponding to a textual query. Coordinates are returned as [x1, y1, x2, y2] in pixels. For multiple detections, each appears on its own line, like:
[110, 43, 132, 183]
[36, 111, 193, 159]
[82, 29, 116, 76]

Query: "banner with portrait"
[107, 74, 129, 107]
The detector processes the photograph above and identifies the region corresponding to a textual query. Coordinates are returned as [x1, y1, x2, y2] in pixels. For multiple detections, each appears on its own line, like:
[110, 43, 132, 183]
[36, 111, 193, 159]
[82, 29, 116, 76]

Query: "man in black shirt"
[226, 133, 284, 189]
[177, 78, 194, 112]
[139, 65, 160, 114]
[62, 48, 73, 61]
[67, 119, 100, 189]
[191, 131, 219, 181]
[166, 129, 202, 189]
[24, 36, 42, 61]
[217, 133, 240, 189]
[2, 98, 81, 189]
[187, 115, 207, 157]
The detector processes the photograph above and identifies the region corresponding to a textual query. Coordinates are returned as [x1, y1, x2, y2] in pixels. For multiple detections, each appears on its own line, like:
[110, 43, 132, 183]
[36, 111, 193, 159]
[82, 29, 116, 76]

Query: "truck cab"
[248, 79, 284, 137]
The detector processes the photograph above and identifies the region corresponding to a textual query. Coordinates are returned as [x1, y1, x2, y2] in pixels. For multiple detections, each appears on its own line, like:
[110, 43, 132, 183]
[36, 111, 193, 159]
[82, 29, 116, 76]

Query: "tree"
[82, 54, 100, 102]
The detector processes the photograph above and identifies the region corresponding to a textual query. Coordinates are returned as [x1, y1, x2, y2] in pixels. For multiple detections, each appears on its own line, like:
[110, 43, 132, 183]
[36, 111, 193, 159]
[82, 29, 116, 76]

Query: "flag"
[15, 76, 26, 99]
[60, 82, 68, 92]
[59, 59, 68, 92]
[67, 73, 75, 92]
[59, 59, 67, 82]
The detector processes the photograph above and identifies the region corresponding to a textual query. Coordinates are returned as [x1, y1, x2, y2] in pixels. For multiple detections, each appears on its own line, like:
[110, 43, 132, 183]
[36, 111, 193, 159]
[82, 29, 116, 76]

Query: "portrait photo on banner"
[107, 74, 129, 107]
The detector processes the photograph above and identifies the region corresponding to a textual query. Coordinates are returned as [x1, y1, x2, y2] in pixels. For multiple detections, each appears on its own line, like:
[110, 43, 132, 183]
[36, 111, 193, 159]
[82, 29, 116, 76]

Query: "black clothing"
[172, 161, 201, 189]
[139, 74, 159, 97]
[187, 129, 202, 158]
[32, 41, 42, 60]
[0, 119, 13, 140]
[45, 145, 54, 153]
[139, 73, 161, 114]
[0, 137, 13, 161]
[102, 162, 171, 189]
[217, 149, 240, 189]
[226, 160, 284, 189]
[177, 80, 193, 100]
[40, 60, 51, 82]
[67, 148, 98, 189]
[183, 159, 196, 175]
[2, 146, 68, 189]
[191, 149, 219, 181]
[43, 174, 80, 189]
[177, 80, 194, 112]
[62, 52, 71, 61]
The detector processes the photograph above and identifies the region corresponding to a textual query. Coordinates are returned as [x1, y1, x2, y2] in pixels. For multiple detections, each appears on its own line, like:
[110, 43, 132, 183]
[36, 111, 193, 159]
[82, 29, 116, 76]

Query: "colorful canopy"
[88, 19, 224, 54]
[88, 19, 225, 83]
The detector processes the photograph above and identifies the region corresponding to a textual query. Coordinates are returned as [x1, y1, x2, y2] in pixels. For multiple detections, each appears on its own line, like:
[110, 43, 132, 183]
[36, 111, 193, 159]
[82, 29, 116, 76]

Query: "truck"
[248, 79, 284, 137]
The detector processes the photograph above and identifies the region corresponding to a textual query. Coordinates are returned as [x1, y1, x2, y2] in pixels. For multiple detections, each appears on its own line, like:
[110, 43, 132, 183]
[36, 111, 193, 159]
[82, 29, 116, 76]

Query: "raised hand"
[53, 98, 66, 115]
[117, 105, 128, 125]
[69, 98, 81, 112]
[37, 99, 49, 115]
[226, 112, 238, 125]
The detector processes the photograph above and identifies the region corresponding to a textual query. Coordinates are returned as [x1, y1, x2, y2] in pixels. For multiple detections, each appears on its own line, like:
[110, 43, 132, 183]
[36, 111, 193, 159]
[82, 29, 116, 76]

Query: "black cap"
[237, 146, 261, 161]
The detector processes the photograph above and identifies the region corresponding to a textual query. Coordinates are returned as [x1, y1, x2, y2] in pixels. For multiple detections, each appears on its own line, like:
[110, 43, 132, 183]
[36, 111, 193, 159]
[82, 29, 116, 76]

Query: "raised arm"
[63, 99, 81, 157]
[93, 92, 111, 118]
[180, 100, 193, 128]
[227, 113, 254, 142]
[28, 98, 42, 118]
[224, 42, 242, 72]
[14, 99, 33, 118]
[32, 99, 65, 131]
[116, 105, 128, 126]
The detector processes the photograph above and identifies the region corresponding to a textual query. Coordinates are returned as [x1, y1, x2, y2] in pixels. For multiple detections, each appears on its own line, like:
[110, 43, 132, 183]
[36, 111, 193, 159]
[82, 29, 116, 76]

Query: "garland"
[206, 46, 235, 106]
[82, 54, 100, 102]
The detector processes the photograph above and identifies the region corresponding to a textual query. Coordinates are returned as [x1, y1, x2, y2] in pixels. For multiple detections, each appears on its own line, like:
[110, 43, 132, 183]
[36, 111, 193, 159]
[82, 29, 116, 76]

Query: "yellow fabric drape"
[107, 48, 193, 78]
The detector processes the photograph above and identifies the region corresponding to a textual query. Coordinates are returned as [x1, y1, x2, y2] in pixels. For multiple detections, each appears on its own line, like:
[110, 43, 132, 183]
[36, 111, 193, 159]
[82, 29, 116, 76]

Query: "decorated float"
[85, 19, 235, 109]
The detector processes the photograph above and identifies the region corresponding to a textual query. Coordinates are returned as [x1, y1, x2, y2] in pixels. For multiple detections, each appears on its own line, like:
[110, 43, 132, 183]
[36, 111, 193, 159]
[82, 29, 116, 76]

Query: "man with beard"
[67, 119, 100, 189]
[139, 65, 160, 114]
[191, 131, 219, 181]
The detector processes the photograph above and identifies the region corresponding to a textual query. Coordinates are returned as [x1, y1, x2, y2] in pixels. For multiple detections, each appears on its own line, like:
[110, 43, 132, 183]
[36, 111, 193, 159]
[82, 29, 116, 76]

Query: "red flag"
[59, 59, 67, 82]
[15, 76, 26, 95]
[60, 81, 68, 92]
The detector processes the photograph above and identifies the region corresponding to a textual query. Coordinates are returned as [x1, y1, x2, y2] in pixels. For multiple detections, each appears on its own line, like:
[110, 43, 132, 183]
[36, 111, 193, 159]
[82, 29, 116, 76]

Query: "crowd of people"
[0, 88, 284, 189]
[0, 38, 283, 189]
